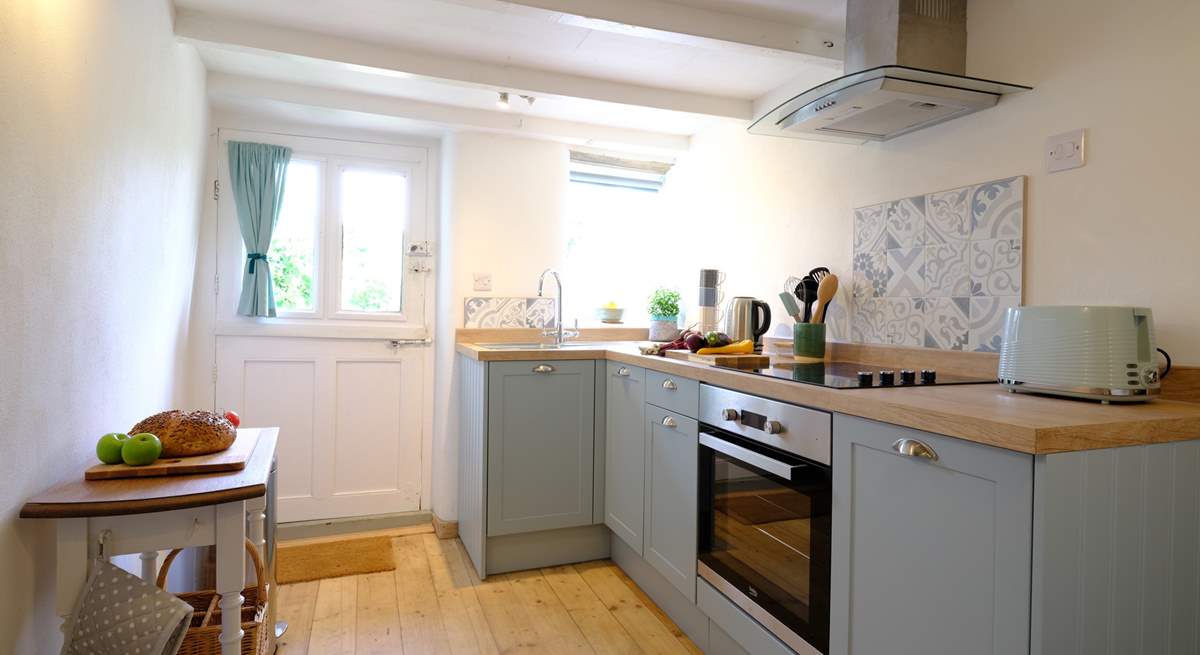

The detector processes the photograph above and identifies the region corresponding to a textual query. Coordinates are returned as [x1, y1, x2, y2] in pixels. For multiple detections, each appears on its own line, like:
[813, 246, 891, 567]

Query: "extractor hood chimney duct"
[749, 0, 1030, 143]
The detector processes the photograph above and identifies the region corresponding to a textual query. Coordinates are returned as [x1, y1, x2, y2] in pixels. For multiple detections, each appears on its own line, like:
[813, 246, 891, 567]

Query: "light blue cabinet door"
[605, 362, 646, 553]
[831, 413, 1033, 655]
[644, 404, 699, 601]
[487, 360, 596, 536]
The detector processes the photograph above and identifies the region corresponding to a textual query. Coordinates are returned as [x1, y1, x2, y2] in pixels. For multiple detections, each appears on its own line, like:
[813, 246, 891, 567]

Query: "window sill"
[215, 319, 427, 341]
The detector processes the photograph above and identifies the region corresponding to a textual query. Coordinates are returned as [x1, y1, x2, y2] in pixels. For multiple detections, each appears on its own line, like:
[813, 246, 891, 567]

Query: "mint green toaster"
[997, 306, 1161, 403]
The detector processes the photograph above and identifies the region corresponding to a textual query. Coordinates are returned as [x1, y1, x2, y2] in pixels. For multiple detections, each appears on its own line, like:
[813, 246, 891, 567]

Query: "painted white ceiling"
[180, 0, 847, 138]
[197, 45, 727, 136]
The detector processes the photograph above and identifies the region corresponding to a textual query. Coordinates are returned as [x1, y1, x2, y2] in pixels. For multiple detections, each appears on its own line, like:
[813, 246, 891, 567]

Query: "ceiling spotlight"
[520, 95, 536, 107]
[496, 92, 510, 110]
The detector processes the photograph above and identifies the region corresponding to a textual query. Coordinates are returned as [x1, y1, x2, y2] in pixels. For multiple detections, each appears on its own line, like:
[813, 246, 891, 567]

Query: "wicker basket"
[157, 539, 269, 655]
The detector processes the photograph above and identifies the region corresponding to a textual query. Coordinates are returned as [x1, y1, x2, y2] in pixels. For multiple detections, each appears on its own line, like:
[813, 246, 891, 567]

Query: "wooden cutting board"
[664, 349, 770, 369]
[84, 429, 261, 480]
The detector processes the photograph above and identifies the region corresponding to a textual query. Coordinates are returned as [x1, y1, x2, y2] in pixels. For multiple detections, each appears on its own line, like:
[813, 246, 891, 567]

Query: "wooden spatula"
[812, 274, 839, 324]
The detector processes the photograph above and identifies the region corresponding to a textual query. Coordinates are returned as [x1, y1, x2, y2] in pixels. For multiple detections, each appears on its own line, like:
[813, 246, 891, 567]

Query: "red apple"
[224, 410, 241, 428]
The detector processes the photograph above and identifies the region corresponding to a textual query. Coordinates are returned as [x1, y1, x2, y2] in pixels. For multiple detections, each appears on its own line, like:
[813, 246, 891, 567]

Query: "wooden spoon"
[812, 274, 839, 324]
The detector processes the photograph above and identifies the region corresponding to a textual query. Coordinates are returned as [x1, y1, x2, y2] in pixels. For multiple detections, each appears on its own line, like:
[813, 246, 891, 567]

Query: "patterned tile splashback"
[464, 297, 558, 328]
[850, 176, 1024, 352]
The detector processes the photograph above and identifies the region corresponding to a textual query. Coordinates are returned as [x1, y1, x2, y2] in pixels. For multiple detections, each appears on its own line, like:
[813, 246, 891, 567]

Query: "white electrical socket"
[473, 273, 492, 292]
[1046, 128, 1086, 173]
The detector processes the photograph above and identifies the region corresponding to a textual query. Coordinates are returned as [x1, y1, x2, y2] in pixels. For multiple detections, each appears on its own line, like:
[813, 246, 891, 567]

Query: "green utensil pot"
[793, 323, 826, 362]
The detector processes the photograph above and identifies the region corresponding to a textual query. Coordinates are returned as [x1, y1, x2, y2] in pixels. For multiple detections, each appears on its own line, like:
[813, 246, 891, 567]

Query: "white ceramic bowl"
[595, 307, 625, 323]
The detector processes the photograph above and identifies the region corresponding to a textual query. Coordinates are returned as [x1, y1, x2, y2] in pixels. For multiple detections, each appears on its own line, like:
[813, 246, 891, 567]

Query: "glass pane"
[339, 167, 408, 313]
[268, 159, 320, 312]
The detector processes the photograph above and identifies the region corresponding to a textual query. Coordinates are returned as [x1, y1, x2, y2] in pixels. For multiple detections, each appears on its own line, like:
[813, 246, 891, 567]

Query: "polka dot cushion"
[62, 559, 194, 655]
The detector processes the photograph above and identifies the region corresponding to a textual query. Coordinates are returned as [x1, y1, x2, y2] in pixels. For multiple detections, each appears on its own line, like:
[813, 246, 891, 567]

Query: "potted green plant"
[647, 288, 681, 342]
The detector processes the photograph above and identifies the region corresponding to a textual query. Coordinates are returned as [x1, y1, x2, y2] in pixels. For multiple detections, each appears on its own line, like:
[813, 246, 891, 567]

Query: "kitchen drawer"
[645, 370, 699, 419]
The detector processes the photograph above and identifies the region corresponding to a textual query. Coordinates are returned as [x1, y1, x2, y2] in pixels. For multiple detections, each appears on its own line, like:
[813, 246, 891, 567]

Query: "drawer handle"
[662, 416, 678, 428]
[533, 364, 555, 374]
[892, 438, 939, 462]
[662, 379, 678, 391]
[616, 367, 630, 377]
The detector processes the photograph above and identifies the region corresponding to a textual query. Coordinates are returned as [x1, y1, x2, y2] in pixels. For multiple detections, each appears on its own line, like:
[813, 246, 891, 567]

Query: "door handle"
[662, 416, 678, 428]
[532, 364, 555, 374]
[699, 433, 800, 480]
[892, 438, 939, 462]
[616, 367, 630, 377]
[662, 379, 678, 391]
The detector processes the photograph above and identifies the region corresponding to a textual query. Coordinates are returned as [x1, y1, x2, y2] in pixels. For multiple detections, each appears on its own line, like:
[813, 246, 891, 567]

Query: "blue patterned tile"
[971, 176, 1024, 240]
[970, 239, 1022, 297]
[853, 203, 889, 252]
[886, 196, 926, 248]
[463, 297, 527, 328]
[923, 297, 970, 350]
[850, 299, 885, 344]
[880, 298, 925, 346]
[886, 247, 925, 297]
[852, 251, 889, 298]
[924, 241, 970, 297]
[525, 297, 557, 328]
[925, 185, 972, 245]
[969, 296, 1020, 352]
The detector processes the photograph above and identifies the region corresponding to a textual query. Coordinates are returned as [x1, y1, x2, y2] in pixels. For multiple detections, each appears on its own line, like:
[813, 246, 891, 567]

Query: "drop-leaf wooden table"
[21, 427, 279, 655]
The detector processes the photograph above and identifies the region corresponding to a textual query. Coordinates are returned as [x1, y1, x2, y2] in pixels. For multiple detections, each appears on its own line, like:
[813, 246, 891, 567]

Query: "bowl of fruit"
[595, 302, 625, 324]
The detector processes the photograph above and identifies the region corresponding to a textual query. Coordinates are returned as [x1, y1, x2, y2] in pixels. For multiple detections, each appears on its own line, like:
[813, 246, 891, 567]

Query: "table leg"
[216, 501, 246, 655]
[56, 518, 88, 640]
[140, 551, 158, 582]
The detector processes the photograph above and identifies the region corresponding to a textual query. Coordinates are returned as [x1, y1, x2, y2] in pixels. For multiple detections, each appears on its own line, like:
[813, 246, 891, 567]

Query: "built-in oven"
[697, 384, 832, 655]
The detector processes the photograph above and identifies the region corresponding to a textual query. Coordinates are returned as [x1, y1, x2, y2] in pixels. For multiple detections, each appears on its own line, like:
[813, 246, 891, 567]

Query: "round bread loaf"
[129, 410, 237, 457]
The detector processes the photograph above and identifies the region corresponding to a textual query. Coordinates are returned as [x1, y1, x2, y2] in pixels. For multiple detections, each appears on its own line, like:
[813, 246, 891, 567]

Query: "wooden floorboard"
[274, 532, 700, 655]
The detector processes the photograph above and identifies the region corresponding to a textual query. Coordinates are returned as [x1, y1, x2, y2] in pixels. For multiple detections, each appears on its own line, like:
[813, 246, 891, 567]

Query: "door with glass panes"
[212, 128, 433, 523]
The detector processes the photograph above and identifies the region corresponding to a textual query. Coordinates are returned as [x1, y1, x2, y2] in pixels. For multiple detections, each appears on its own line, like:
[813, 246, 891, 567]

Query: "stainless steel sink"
[481, 342, 607, 350]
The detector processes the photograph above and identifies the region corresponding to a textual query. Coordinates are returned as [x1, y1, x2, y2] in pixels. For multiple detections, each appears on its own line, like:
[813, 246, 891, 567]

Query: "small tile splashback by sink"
[850, 175, 1024, 352]
[464, 297, 558, 328]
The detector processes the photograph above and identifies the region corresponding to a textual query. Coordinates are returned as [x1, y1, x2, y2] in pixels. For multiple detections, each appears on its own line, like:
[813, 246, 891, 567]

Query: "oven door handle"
[699, 433, 801, 481]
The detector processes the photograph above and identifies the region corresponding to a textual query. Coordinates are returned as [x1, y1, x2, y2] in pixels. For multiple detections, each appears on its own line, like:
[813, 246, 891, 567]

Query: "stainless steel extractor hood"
[749, 0, 1031, 143]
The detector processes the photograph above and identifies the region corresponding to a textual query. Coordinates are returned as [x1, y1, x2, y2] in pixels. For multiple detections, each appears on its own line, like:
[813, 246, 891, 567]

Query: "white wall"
[431, 133, 569, 521]
[0, 2, 209, 651]
[657, 0, 1200, 362]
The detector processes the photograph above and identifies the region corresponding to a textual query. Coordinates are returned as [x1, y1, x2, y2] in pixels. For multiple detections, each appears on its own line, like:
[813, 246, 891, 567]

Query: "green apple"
[96, 433, 130, 465]
[121, 433, 162, 466]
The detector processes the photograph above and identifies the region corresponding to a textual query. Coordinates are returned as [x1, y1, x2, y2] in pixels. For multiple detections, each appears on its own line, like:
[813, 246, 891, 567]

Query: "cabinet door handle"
[532, 364, 555, 374]
[662, 379, 678, 391]
[892, 438, 939, 462]
[662, 416, 678, 428]
[616, 367, 630, 377]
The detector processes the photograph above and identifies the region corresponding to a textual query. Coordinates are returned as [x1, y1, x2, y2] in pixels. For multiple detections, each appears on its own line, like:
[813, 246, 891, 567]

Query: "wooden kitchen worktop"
[457, 340, 1200, 455]
[20, 428, 279, 519]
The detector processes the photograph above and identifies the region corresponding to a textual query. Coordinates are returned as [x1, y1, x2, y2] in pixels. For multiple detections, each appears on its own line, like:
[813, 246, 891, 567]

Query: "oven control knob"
[921, 369, 937, 384]
[857, 371, 874, 387]
[879, 370, 895, 386]
[722, 408, 739, 421]
[900, 369, 916, 385]
[764, 420, 784, 435]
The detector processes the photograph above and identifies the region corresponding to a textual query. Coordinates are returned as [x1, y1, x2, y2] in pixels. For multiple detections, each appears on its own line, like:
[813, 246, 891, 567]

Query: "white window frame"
[215, 128, 431, 338]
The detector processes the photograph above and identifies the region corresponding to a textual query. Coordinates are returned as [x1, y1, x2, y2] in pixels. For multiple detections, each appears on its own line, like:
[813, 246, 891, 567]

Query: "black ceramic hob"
[718, 361, 997, 389]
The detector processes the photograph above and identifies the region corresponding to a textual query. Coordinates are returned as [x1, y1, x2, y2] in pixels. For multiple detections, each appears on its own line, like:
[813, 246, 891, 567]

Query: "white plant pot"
[649, 317, 679, 342]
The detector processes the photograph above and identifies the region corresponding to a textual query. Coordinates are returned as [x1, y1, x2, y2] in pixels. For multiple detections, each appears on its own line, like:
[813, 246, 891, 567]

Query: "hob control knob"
[765, 420, 784, 435]
[920, 369, 937, 384]
[879, 370, 895, 386]
[722, 408, 739, 421]
[857, 371, 874, 387]
[900, 369, 916, 385]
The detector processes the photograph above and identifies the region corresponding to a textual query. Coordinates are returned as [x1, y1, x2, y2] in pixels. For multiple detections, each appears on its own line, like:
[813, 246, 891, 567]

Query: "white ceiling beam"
[176, 9, 751, 120]
[207, 73, 692, 154]
[476, 0, 844, 61]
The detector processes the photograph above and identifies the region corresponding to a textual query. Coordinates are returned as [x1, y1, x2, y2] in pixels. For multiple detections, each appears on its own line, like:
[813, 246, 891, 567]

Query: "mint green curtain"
[228, 141, 292, 317]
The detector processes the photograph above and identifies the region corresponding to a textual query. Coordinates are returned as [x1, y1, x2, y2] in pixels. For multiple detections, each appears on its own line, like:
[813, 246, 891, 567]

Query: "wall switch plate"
[408, 241, 432, 256]
[1046, 128, 1086, 173]
[473, 273, 492, 292]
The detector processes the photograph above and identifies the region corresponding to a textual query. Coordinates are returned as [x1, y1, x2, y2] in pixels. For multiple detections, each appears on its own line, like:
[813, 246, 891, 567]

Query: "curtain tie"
[246, 253, 268, 274]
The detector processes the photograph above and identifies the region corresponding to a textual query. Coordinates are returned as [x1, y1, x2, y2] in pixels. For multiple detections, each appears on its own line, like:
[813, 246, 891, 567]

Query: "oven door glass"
[698, 427, 831, 655]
